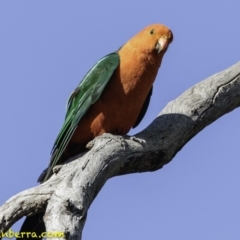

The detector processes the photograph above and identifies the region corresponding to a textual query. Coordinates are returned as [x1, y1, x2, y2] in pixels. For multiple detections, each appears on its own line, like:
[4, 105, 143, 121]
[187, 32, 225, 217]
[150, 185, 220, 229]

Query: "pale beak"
[156, 36, 169, 54]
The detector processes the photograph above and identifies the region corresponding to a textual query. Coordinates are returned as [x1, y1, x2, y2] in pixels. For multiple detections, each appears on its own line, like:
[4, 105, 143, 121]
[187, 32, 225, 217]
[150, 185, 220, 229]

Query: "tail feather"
[17, 214, 45, 240]
[37, 168, 49, 183]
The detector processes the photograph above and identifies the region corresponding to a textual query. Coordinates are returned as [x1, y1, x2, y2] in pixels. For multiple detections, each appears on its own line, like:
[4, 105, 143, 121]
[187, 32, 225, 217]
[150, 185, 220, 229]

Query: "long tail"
[17, 214, 45, 240]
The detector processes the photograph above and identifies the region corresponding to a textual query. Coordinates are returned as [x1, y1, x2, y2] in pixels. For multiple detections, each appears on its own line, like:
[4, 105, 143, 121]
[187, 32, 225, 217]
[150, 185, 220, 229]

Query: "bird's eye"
[150, 29, 155, 35]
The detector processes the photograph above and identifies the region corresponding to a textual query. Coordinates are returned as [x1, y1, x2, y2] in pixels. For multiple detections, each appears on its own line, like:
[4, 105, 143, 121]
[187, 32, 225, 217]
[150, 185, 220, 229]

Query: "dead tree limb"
[0, 61, 240, 239]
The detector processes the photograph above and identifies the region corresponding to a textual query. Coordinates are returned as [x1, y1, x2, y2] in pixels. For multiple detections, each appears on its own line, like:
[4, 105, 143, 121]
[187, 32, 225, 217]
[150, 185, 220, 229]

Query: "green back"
[44, 53, 120, 181]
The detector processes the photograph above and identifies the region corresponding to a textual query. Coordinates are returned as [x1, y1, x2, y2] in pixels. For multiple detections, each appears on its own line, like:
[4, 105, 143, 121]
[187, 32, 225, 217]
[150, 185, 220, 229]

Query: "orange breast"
[62, 47, 163, 161]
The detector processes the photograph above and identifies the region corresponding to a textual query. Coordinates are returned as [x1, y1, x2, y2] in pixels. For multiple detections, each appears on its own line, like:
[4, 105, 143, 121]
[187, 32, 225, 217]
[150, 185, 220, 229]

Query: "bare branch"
[0, 180, 56, 231]
[0, 62, 239, 239]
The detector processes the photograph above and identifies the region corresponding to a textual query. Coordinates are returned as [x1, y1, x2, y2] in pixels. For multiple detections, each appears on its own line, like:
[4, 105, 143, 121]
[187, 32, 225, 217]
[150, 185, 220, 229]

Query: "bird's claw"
[86, 140, 94, 149]
[130, 136, 146, 145]
[86, 133, 127, 150]
[102, 133, 127, 149]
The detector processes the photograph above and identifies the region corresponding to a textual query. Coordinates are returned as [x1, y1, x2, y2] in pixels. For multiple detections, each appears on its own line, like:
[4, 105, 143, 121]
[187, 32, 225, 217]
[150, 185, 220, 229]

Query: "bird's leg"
[86, 140, 95, 150]
[101, 134, 147, 148]
[129, 136, 147, 145]
[86, 134, 146, 151]
[86, 133, 127, 150]
[102, 133, 127, 149]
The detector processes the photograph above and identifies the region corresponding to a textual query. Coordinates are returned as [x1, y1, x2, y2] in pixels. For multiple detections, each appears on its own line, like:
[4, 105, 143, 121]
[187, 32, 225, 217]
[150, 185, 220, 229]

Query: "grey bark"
[0, 62, 240, 240]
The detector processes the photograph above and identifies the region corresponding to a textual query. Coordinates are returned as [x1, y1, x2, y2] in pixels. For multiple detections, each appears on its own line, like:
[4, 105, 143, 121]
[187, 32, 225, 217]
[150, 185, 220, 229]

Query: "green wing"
[44, 53, 120, 181]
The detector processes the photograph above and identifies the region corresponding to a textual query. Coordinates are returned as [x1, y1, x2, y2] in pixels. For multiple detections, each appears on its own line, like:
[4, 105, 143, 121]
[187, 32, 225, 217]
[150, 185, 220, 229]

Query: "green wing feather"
[44, 53, 120, 181]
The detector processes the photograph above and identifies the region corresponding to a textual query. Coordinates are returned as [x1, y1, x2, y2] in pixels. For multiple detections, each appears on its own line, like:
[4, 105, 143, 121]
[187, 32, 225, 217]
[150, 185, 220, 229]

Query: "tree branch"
[0, 62, 240, 239]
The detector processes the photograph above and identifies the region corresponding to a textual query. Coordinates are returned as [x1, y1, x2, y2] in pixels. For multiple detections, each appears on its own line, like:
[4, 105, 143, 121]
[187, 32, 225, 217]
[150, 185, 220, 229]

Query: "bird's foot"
[86, 141, 94, 149]
[86, 133, 127, 150]
[102, 133, 127, 149]
[130, 136, 147, 145]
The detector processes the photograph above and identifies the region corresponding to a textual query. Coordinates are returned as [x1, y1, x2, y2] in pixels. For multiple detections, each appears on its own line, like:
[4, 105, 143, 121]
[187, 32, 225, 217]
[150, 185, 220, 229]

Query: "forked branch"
[0, 62, 239, 240]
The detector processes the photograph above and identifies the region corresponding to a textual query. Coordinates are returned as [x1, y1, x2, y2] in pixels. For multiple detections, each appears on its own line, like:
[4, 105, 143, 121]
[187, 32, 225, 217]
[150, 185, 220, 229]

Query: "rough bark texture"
[0, 62, 240, 239]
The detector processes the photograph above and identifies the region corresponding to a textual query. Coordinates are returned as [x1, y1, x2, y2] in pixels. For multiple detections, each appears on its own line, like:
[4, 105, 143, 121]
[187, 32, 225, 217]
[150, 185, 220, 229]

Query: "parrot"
[18, 23, 173, 239]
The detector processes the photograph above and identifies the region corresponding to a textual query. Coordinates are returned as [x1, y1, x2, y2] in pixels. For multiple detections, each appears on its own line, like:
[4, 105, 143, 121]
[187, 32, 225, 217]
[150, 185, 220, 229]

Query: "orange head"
[124, 24, 173, 56]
